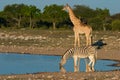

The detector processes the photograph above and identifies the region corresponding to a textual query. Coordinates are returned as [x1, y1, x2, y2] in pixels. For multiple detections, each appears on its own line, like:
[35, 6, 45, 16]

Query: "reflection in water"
[0, 53, 119, 75]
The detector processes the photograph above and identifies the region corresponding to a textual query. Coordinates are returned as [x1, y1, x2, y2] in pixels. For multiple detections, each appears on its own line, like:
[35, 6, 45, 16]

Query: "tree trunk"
[30, 16, 32, 28]
[103, 24, 106, 31]
[18, 16, 21, 28]
[53, 22, 56, 30]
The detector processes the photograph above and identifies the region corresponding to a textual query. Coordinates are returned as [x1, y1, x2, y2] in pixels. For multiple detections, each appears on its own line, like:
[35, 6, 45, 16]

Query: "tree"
[111, 13, 120, 20]
[0, 11, 7, 27]
[89, 17, 103, 30]
[23, 5, 41, 28]
[43, 4, 68, 29]
[95, 8, 110, 31]
[73, 5, 110, 31]
[95, 8, 110, 18]
[111, 20, 120, 31]
[73, 5, 96, 19]
[3, 4, 41, 28]
[3, 4, 27, 28]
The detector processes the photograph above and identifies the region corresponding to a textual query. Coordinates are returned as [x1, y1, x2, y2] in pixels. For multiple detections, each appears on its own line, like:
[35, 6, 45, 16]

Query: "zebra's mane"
[62, 48, 74, 60]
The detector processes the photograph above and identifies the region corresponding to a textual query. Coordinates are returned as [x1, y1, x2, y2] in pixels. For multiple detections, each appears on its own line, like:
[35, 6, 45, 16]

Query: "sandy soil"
[0, 45, 120, 60]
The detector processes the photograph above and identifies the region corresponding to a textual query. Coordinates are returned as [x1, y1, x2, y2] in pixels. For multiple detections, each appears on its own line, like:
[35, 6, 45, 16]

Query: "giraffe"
[63, 4, 92, 47]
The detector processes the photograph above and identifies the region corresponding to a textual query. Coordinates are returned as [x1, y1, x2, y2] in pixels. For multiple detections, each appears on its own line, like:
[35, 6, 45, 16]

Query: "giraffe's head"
[62, 4, 70, 11]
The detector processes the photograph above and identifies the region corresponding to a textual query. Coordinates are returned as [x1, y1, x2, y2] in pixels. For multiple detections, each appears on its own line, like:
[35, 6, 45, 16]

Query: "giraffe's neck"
[68, 7, 81, 26]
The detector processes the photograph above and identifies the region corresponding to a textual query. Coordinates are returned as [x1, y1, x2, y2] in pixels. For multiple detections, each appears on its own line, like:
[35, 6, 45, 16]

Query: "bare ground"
[0, 29, 120, 80]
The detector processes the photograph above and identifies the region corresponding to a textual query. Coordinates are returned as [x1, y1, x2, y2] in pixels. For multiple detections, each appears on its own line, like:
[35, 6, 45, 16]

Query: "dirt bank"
[0, 45, 120, 61]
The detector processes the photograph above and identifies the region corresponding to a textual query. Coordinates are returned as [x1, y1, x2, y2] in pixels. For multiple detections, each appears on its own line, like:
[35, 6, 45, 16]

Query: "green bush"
[111, 20, 120, 31]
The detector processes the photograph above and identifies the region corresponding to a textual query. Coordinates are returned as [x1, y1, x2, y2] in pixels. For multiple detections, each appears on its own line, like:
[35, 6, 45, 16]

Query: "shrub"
[111, 20, 120, 31]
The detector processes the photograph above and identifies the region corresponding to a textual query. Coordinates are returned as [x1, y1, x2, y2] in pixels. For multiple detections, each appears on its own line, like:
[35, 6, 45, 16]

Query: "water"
[0, 53, 119, 75]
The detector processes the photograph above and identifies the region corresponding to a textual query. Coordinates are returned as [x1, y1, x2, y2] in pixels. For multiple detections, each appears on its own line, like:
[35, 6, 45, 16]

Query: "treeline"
[0, 4, 120, 31]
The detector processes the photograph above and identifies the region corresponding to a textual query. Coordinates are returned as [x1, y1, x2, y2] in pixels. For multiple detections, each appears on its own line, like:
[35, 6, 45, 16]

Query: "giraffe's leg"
[85, 34, 88, 46]
[73, 56, 78, 72]
[77, 58, 80, 72]
[85, 34, 89, 46]
[77, 34, 80, 47]
[74, 33, 78, 47]
[88, 35, 92, 45]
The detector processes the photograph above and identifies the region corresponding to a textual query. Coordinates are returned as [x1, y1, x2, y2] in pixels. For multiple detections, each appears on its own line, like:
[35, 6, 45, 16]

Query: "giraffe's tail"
[90, 28, 93, 45]
[91, 34, 93, 45]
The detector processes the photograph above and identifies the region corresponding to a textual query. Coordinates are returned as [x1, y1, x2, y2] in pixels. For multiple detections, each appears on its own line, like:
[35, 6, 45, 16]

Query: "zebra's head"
[59, 58, 66, 73]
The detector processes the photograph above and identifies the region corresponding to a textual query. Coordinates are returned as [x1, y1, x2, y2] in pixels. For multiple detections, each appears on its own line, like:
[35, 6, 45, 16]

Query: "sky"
[0, 0, 120, 15]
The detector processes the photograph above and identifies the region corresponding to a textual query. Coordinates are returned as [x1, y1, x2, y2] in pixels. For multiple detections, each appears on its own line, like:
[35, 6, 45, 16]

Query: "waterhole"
[0, 53, 119, 75]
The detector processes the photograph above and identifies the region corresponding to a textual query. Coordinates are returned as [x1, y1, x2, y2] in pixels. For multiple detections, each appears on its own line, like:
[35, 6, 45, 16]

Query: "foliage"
[73, 5, 111, 31]
[43, 4, 68, 29]
[3, 4, 25, 28]
[23, 5, 41, 28]
[0, 3, 120, 31]
[89, 17, 103, 30]
[111, 13, 120, 20]
[73, 5, 96, 19]
[111, 20, 120, 31]
[95, 8, 110, 19]
[2, 4, 41, 28]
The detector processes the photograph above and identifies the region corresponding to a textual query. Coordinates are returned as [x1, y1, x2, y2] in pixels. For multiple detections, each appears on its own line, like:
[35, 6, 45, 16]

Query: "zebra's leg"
[73, 56, 78, 72]
[88, 57, 93, 72]
[88, 55, 96, 72]
[91, 62, 95, 72]
[77, 58, 80, 72]
[91, 56, 96, 72]
[88, 62, 92, 72]
[85, 58, 89, 72]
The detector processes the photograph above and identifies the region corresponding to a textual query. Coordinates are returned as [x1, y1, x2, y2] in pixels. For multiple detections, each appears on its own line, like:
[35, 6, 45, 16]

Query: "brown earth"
[0, 45, 120, 61]
[0, 30, 120, 80]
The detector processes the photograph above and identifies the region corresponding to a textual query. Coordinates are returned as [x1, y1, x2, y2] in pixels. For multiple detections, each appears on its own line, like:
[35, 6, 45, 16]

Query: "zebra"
[59, 45, 97, 73]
